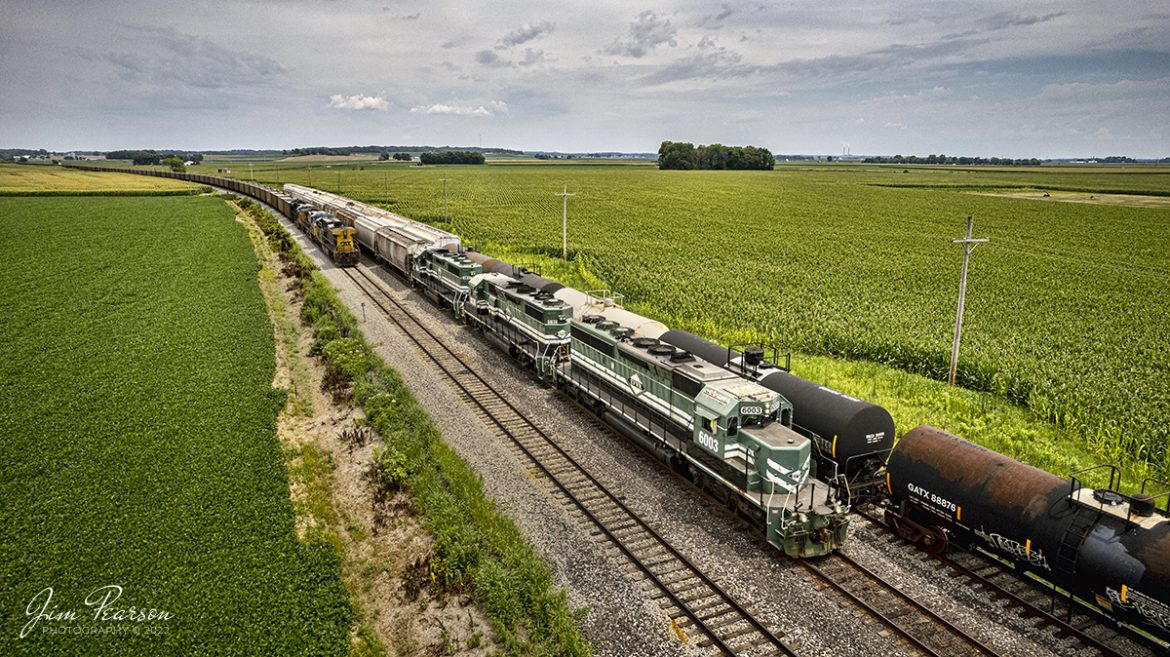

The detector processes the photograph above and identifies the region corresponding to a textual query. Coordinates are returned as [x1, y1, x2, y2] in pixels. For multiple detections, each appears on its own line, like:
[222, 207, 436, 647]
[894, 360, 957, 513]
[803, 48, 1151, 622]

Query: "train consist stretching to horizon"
[69, 165, 1170, 646]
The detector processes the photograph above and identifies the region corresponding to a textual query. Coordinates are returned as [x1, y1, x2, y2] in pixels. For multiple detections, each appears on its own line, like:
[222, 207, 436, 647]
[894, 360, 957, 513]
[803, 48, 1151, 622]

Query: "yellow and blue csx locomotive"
[292, 201, 358, 266]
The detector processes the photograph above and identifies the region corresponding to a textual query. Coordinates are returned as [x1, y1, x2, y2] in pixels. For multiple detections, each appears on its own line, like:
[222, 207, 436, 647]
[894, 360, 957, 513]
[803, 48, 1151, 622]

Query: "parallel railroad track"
[939, 550, 1135, 656]
[342, 263, 798, 657]
[852, 507, 1151, 657]
[800, 551, 999, 657]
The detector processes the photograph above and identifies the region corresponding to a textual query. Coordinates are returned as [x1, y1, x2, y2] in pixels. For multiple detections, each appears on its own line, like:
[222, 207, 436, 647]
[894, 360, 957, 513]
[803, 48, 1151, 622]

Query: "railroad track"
[800, 551, 999, 657]
[341, 263, 797, 657]
[852, 506, 1151, 657]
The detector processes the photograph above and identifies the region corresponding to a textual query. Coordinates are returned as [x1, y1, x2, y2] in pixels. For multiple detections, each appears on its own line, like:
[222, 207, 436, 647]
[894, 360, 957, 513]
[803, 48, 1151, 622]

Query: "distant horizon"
[3, 1, 1168, 159]
[5, 144, 1167, 162]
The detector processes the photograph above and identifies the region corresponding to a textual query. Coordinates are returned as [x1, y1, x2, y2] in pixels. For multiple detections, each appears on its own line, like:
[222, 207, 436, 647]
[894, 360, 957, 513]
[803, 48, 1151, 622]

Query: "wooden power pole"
[555, 183, 575, 260]
[949, 215, 990, 386]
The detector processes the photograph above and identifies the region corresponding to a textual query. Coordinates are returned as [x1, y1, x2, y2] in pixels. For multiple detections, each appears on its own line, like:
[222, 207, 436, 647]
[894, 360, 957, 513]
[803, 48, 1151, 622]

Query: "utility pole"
[949, 215, 990, 386]
[555, 183, 576, 261]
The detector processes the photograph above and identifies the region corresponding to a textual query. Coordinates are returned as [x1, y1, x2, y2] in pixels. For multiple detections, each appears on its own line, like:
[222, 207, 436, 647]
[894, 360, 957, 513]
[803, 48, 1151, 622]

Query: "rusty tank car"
[886, 425, 1170, 645]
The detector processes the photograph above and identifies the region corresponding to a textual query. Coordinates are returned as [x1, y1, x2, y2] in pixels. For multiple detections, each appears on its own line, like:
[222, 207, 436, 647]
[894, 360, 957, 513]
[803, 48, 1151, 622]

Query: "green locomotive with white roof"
[561, 307, 849, 558]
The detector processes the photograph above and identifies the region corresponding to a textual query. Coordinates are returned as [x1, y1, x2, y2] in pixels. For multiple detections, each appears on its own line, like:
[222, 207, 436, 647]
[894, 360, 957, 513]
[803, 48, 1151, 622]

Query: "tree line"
[419, 151, 485, 165]
[281, 145, 522, 156]
[106, 150, 204, 166]
[863, 154, 1041, 166]
[658, 141, 775, 170]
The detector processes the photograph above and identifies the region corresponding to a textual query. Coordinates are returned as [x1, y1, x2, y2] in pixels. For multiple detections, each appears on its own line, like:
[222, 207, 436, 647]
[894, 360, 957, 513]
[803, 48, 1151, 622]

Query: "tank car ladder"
[1049, 465, 1113, 621]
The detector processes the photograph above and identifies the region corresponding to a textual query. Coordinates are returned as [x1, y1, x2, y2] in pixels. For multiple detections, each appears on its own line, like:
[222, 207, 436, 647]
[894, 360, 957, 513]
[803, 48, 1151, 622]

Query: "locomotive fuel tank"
[659, 329, 894, 485]
[887, 426, 1170, 642]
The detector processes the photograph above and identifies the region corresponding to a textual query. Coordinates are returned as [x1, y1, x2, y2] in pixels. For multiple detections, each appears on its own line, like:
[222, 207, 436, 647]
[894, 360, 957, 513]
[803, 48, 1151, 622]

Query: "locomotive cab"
[329, 225, 359, 266]
[692, 381, 849, 558]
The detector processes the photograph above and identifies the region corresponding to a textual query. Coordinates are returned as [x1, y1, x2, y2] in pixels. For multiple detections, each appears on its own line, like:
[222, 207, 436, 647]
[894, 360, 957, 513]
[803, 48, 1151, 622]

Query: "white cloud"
[498, 22, 554, 49]
[328, 94, 388, 111]
[410, 101, 505, 117]
[604, 11, 677, 58]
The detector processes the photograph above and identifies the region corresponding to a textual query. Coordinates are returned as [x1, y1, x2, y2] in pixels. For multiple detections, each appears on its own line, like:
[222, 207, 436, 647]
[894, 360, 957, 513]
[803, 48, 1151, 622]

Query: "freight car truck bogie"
[885, 507, 950, 555]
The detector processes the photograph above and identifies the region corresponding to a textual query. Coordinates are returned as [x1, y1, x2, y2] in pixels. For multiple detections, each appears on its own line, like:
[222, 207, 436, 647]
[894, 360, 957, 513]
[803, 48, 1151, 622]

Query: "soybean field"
[229, 161, 1170, 477]
[0, 195, 349, 655]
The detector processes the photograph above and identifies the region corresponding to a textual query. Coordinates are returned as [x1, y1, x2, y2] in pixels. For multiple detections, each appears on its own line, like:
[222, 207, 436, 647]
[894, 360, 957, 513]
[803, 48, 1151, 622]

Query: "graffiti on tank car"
[697, 430, 719, 453]
[907, 483, 958, 514]
[1106, 587, 1170, 631]
[974, 528, 1051, 570]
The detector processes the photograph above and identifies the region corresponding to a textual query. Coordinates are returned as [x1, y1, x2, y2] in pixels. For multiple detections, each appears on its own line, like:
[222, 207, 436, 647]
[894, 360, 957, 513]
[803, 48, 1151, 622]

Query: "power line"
[949, 215, 990, 386]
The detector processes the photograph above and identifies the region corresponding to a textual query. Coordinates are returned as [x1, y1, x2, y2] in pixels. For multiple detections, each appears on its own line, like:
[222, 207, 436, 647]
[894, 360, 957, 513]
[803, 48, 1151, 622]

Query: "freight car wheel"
[922, 526, 949, 555]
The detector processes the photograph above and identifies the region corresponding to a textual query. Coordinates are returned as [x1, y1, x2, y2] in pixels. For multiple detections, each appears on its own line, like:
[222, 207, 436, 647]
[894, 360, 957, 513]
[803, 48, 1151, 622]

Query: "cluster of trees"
[284, 146, 354, 156]
[106, 150, 203, 166]
[1, 148, 51, 161]
[657, 141, 775, 170]
[863, 154, 1041, 166]
[281, 145, 522, 157]
[419, 151, 485, 165]
[379, 152, 412, 161]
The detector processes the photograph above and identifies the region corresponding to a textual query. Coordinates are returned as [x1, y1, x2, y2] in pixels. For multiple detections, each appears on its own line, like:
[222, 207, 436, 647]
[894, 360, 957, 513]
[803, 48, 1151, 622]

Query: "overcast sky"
[2, 1, 1168, 157]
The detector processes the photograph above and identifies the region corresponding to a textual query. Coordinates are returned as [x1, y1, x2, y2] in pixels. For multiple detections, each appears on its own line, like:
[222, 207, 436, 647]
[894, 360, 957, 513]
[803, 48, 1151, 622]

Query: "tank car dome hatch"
[1093, 489, 1126, 506]
[743, 347, 765, 366]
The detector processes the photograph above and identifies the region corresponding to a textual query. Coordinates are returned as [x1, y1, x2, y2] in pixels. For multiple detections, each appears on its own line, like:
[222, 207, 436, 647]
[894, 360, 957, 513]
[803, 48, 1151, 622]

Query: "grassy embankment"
[0, 194, 350, 656]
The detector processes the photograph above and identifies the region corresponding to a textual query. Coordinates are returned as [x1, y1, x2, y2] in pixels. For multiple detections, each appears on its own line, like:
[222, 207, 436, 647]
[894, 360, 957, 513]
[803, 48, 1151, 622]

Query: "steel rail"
[853, 506, 1130, 657]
